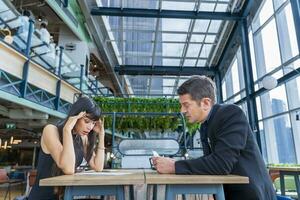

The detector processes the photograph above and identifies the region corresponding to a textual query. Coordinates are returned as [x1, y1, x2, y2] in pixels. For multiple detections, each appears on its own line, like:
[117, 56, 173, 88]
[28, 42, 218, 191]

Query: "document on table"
[76, 171, 133, 176]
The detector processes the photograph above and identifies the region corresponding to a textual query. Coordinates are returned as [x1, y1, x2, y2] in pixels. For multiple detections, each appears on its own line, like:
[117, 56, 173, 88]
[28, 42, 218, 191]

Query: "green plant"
[94, 97, 199, 134]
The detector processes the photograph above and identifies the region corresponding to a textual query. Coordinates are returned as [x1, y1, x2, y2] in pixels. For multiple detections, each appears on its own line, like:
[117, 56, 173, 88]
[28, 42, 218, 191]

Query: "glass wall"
[222, 0, 300, 164]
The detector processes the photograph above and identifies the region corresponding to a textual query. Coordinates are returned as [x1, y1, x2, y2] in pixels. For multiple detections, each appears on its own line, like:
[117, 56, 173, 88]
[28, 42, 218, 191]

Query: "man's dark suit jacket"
[175, 104, 276, 200]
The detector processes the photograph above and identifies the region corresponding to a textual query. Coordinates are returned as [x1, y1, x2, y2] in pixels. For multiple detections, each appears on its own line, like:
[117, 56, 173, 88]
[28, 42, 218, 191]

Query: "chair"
[25, 169, 37, 195]
[269, 169, 280, 182]
[0, 168, 12, 200]
[14, 169, 37, 200]
[118, 139, 180, 168]
[277, 195, 293, 200]
[118, 139, 180, 200]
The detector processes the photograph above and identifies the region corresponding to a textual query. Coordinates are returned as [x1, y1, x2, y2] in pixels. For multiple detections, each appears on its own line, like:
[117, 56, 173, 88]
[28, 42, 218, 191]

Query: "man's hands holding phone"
[150, 151, 176, 174]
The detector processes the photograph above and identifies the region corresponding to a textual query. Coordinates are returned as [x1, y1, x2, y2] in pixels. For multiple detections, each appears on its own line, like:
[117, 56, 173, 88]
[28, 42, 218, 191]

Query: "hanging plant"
[94, 97, 199, 135]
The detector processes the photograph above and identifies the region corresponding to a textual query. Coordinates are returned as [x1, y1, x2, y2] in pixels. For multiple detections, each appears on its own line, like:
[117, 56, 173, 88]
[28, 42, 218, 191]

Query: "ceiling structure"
[83, 0, 263, 98]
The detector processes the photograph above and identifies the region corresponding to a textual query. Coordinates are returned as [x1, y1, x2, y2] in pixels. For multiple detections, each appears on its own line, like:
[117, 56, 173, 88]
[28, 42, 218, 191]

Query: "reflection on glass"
[256, 97, 262, 120]
[199, 44, 213, 58]
[186, 44, 201, 58]
[222, 80, 227, 100]
[231, 58, 240, 94]
[199, 2, 215, 11]
[290, 110, 300, 162]
[277, 3, 299, 63]
[205, 35, 216, 43]
[260, 84, 288, 118]
[273, 0, 287, 10]
[265, 114, 296, 163]
[248, 30, 258, 81]
[162, 58, 180, 66]
[190, 34, 205, 43]
[194, 20, 210, 32]
[285, 75, 300, 110]
[183, 59, 197, 66]
[259, 19, 281, 73]
[162, 19, 191, 31]
[259, 121, 269, 163]
[163, 79, 175, 87]
[215, 3, 228, 12]
[252, 0, 274, 32]
[162, 33, 187, 42]
[196, 59, 207, 66]
[208, 20, 222, 33]
[162, 1, 195, 11]
[162, 43, 185, 56]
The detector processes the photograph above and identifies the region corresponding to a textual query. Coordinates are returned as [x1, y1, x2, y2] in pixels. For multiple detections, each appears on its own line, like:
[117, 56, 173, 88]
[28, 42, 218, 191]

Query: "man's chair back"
[118, 139, 180, 168]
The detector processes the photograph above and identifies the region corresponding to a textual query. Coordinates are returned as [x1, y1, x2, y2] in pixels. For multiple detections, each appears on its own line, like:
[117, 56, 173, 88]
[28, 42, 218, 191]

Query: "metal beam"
[115, 65, 216, 76]
[240, 19, 261, 151]
[216, 22, 239, 76]
[290, 0, 300, 54]
[91, 7, 242, 20]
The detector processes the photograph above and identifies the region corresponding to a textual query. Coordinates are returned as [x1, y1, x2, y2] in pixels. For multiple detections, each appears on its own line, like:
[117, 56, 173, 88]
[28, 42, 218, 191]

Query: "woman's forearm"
[93, 135, 105, 171]
[59, 129, 76, 174]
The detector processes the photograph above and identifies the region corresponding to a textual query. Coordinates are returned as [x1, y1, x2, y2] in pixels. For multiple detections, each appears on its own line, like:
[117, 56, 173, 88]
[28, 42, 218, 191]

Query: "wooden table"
[269, 166, 300, 198]
[40, 169, 249, 200]
[145, 171, 249, 200]
[40, 169, 145, 200]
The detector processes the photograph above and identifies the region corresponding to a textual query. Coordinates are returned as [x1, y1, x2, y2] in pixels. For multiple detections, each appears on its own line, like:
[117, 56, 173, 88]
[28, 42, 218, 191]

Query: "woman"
[28, 96, 105, 200]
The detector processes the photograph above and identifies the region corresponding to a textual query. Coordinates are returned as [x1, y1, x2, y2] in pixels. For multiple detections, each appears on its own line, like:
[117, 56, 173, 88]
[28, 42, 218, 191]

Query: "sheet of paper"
[76, 171, 133, 176]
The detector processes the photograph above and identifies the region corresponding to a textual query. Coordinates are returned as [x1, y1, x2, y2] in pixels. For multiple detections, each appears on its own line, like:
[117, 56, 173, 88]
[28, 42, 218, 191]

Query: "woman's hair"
[52, 96, 101, 176]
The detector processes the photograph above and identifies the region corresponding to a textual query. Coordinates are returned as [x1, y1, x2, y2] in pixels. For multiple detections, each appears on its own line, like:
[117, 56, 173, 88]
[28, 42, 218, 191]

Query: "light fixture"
[184, 152, 189, 159]
[262, 75, 278, 90]
[10, 136, 13, 144]
[110, 152, 116, 159]
[38, 15, 42, 22]
[0, 28, 13, 44]
[12, 139, 22, 145]
[3, 141, 7, 149]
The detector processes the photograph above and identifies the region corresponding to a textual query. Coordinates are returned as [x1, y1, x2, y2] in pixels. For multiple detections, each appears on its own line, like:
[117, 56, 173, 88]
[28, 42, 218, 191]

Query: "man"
[152, 76, 276, 200]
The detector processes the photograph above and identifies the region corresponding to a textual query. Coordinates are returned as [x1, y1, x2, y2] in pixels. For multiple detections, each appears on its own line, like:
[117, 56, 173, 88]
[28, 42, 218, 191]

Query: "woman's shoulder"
[41, 124, 60, 154]
[42, 124, 59, 137]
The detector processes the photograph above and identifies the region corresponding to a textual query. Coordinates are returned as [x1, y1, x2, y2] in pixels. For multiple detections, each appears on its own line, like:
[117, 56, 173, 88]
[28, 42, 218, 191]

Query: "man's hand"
[152, 157, 176, 174]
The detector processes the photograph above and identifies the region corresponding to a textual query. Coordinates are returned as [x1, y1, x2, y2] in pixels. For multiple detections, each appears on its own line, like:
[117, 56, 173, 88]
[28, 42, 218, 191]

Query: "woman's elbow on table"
[93, 166, 104, 172]
[61, 167, 75, 175]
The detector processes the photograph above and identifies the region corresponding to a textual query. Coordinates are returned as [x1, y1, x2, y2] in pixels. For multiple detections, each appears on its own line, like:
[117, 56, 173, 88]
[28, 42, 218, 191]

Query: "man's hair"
[177, 75, 216, 104]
